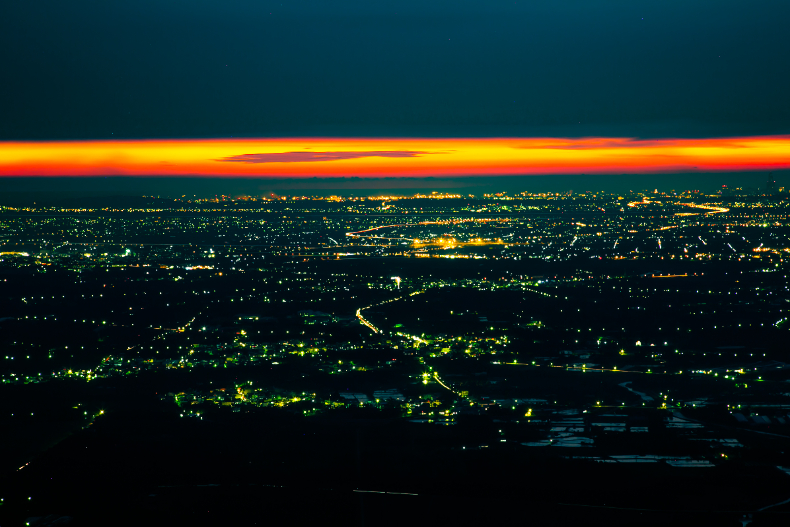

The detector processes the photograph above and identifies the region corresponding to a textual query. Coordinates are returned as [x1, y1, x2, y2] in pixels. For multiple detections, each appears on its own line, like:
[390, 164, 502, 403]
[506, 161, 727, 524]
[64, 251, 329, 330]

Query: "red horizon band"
[1, 136, 788, 177]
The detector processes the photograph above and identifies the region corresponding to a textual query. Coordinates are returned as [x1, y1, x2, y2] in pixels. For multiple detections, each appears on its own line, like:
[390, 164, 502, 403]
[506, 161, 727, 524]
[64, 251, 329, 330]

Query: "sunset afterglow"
[1, 136, 788, 177]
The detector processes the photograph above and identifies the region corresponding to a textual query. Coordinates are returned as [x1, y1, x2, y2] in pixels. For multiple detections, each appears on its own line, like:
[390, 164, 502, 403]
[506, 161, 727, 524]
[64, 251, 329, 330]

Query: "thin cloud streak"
[519, 137, 756, 150]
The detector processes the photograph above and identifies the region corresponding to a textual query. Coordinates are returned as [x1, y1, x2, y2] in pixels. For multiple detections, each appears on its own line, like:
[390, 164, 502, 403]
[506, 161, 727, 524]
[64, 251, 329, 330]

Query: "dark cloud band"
[218, 151, 432, 163]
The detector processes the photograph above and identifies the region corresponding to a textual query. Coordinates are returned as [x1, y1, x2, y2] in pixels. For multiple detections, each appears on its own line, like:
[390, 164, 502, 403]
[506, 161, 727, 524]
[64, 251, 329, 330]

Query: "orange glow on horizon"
[0, 136, 787, 177]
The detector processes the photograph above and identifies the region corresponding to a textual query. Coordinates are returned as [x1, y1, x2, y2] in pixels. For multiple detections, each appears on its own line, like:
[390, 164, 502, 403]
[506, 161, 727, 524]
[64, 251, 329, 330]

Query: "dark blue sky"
[2, 0, 788, 141]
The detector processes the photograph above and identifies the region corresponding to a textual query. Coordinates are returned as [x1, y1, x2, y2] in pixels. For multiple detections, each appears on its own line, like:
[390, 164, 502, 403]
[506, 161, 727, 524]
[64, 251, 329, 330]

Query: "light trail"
[677, 202, 730, 214]
[356, 308, 380, 334]
[432, 372, 461, 396]
[355, 290, 425, 335]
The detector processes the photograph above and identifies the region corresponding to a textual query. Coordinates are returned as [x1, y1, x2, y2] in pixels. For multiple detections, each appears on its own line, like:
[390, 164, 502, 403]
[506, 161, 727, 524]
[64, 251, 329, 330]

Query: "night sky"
[1, 1, 788, 193]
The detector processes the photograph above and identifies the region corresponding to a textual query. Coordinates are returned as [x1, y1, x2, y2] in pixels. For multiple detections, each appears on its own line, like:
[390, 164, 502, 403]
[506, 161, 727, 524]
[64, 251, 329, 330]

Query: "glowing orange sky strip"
[0, 136, 787, 177]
